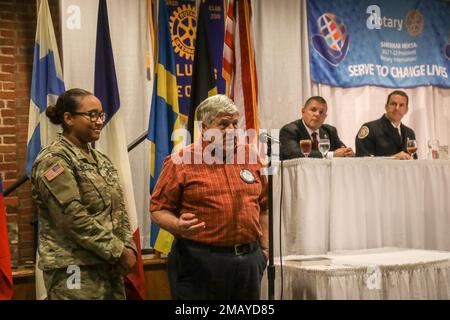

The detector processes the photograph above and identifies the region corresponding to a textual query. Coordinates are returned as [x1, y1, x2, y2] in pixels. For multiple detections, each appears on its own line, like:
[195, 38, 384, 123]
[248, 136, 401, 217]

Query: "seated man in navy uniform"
[279, 96, 353, 160]
[355, 90, 417, 160]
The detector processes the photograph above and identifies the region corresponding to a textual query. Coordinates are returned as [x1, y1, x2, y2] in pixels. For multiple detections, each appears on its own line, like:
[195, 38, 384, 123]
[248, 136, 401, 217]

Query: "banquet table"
[272, 158, 450, 256]
[262, 247, 450, 300]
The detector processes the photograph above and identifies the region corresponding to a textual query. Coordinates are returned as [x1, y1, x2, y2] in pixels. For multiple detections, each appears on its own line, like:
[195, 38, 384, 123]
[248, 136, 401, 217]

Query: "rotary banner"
[166, 0, 197, 120]
[308, 0, 450, 88]
[203, 0, 226, 94]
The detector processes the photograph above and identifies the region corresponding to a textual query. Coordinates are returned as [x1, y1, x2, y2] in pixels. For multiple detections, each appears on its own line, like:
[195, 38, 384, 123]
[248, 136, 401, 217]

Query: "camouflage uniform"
[31, 135, 136, 300]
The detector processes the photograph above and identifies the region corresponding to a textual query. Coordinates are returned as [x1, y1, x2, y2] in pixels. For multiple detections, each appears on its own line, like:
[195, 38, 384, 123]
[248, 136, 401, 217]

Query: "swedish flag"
[147, 0, 183, 253]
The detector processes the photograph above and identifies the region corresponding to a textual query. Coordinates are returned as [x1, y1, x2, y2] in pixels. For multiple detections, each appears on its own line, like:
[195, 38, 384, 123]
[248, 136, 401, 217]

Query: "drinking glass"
[318, 138, 330, 158]
[427, 139, 439, 159]
[406, 138, 417, 158]
[299, 139, 312, 158]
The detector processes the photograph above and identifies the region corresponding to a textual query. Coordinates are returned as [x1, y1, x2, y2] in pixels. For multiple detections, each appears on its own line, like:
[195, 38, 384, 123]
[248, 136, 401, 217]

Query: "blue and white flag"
[26, 0, 65, 301]
[26, 0, 65, 177]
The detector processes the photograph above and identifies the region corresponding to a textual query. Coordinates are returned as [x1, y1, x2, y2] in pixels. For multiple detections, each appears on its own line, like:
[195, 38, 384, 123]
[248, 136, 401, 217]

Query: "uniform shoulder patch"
[44, 163, 65, 181]
[357, 126, 370, 139]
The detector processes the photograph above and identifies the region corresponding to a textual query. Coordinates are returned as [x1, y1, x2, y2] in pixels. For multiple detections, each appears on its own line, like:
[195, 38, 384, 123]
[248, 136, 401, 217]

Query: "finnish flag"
[26, 0, 65, 177]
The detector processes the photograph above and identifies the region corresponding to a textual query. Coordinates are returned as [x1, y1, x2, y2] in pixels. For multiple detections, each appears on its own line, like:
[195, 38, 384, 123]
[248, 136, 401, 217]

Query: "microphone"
[259, 132, 281, 145]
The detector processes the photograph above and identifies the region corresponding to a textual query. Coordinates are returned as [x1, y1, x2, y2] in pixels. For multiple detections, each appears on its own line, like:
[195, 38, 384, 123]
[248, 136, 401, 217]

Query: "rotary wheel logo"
[405, 9, 424, 37]
[170, 4, 196, 61]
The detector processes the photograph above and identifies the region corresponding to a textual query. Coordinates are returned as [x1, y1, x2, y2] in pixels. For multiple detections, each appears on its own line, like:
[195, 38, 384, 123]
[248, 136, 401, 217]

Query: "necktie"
[311, 132, 319, 150]
[393, 126, 401, 145]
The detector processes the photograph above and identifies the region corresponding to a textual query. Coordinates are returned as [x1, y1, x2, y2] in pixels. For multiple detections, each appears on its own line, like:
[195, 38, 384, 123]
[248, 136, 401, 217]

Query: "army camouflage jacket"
[31, 135, 136, 270]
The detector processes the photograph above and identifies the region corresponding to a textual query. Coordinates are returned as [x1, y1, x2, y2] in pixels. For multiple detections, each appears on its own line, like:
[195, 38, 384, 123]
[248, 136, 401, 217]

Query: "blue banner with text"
[307, 0, 450, 88]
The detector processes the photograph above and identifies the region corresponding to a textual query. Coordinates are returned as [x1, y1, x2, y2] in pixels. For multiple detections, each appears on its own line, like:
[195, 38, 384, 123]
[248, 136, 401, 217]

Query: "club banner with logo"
[307, 0, 450, 88]
[204, 0, 226, 94]
[166, 0, 197, 120]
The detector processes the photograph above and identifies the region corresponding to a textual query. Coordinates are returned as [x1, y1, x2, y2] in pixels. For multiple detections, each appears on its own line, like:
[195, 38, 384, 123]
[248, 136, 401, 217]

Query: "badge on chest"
[99, 166, 117, 186]
[240, 169, 256, 184]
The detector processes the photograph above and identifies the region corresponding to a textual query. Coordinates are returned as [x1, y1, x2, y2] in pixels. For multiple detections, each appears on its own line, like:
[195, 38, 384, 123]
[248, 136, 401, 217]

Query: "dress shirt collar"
[389, 119, 402, 137]
[302, 119, 318, 139]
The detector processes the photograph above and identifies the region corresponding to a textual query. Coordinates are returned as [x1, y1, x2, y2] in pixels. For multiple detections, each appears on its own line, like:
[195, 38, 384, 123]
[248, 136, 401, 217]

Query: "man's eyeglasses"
[71, 111, 106, 123]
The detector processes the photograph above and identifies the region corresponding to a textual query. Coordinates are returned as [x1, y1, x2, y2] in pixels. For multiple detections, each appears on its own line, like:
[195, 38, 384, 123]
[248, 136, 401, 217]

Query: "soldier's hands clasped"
[119, 247, 137, 275]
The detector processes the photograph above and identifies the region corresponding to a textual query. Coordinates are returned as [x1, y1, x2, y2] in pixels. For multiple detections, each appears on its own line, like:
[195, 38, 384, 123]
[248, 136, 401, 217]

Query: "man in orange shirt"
[150, 95, 268, 300]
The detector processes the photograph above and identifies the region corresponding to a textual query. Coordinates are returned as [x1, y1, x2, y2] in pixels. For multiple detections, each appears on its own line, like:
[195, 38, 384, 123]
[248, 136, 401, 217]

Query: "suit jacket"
[355, 114, 417, 158]
[279, 119, 346, 160]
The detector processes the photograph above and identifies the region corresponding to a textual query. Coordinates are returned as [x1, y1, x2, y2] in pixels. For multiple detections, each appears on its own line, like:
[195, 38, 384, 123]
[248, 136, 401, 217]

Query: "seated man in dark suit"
[279, 96, 354, 160]
[355, 90, 416, 160]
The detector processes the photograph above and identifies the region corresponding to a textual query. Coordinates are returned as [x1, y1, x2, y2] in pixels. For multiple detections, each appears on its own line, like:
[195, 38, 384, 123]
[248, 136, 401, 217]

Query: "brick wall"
[0, 0, 60, 266]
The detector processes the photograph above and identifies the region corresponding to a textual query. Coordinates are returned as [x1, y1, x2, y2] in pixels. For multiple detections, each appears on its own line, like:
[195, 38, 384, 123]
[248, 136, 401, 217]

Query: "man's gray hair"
[196, 94, 239, 127]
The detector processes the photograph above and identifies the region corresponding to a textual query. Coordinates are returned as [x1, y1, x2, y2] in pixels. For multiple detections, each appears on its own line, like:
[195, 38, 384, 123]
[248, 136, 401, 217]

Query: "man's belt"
[179, 239, 259, 256]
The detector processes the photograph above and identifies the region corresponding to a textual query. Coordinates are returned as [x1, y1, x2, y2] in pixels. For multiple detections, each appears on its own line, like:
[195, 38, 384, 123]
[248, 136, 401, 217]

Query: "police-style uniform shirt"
[355, 114, 417, 158]
[31, 135, 136, 270]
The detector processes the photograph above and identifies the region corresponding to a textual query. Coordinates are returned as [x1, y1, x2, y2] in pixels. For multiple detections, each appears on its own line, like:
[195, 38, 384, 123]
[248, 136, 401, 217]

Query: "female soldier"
[31, 88, 136, 300]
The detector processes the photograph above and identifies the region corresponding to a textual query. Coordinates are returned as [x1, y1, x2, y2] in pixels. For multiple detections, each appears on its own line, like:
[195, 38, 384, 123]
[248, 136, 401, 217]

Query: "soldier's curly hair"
[46, 88, 93, 126]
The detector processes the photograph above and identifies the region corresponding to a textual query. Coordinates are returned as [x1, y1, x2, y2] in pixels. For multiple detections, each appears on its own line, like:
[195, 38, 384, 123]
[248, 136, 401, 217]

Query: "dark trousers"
[168, 239, 267, 300]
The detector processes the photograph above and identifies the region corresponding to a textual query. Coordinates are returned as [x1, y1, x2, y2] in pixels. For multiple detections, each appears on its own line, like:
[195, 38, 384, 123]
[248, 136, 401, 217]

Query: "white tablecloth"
[262, 248, 450, 300]
[273, 158, 450, 256]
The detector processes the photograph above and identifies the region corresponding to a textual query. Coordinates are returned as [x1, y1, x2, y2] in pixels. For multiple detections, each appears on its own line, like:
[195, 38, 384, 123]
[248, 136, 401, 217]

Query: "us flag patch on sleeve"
[44, 163, 65, 181]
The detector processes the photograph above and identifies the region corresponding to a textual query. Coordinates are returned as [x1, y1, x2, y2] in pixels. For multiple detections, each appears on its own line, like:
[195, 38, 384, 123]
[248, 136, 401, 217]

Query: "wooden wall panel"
[12, 258, 170, 300]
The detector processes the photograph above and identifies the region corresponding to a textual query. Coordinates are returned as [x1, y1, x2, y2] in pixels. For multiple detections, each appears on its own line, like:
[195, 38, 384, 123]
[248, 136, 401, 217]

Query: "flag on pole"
[26, 0, 65, 300]
[146, 0, 156, 81]
[188, 0, 218, 141]
[26, 0, 65, 176]
[222, 0, 259, 131]
[0, 176, 13, 300]
[223, 0, 235, 97]
[94, 0, 146, 300]
[147, 0, 184, 254]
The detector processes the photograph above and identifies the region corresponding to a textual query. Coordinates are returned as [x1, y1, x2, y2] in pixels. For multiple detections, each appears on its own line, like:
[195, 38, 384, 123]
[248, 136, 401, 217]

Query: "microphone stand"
[267, 137, 275, 300]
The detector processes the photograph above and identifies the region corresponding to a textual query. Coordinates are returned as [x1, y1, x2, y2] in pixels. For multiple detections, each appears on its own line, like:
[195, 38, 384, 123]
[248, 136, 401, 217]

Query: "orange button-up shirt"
[150, 143, 268, 246]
